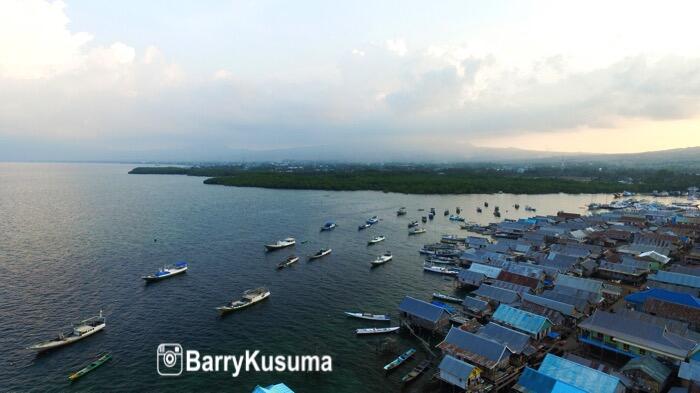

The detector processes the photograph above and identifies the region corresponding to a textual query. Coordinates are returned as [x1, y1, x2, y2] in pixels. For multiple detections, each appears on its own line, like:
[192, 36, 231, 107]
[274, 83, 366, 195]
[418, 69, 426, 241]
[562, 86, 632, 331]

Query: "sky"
[1, 0, 700, 161]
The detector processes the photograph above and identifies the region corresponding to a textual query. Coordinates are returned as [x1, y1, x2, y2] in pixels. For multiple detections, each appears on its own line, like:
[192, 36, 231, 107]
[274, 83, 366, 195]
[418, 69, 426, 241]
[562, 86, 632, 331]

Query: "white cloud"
[351, 49, 365, 57]
[385, 38, 407, 57]
[213, 69, 234, 80]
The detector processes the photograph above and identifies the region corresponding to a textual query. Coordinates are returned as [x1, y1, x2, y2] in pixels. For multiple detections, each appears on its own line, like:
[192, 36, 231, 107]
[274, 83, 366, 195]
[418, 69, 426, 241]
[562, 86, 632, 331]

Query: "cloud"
[351, 49, 365, 57]
[385, 38, 407, 57]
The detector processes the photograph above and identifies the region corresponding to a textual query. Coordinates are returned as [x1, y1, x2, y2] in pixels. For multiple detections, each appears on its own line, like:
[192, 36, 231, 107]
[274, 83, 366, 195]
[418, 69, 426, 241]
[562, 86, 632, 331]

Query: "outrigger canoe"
[384, 348, 416, 371]
[68, 353, 112, 381]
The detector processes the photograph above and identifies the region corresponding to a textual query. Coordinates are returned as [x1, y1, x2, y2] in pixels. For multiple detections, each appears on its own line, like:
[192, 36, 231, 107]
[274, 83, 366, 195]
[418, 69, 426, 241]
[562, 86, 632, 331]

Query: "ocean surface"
[0, 163, 620, 393]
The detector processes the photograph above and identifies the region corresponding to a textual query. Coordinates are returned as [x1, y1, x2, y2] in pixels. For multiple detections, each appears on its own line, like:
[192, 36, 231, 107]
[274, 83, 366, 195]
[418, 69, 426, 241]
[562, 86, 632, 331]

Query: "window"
[623, 344, 630, 351]
[639, 348, 646, 355]
[597, 332, 604, 340]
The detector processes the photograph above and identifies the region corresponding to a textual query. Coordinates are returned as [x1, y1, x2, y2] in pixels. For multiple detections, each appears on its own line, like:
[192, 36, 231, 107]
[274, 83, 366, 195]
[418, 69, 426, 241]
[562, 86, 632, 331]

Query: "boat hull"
[142, 267, 187, 282]
[217, 292, 270, 315]
[29, 323, 106, 352]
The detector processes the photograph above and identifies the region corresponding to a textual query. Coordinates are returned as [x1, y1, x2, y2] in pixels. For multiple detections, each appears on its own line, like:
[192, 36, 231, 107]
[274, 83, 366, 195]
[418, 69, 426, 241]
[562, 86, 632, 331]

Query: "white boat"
[344, 312, 390, 321]
[28, 311, 106, 352]
[407, 221, 419, 228]
[448, 215, 465, 222]
[217, 287, 270, 315]
[309, 248, 332, 260]
[358, 223, 371, 230]
[368, 235, 386, 245]
[423, 265, 459, 275]
[371, 252, 393, 266]
[321, 222, 337, 231]
[265, 237, 296, 251]
[366, 216, 379, 225]
[441, 235, 466, 244]
[397, 207, 407, 216]
[425, 257, 456, 265]
[356, 327, 400, 335]
[408, 227, 426, 235]
[142, 262, 188, 282]
[432, 292, 463, 303]
[277, 255, 299, 269]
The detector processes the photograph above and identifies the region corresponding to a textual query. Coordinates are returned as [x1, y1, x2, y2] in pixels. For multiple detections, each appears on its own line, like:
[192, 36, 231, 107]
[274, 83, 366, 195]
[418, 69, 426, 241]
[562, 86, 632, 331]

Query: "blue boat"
[142, 262, 188, 282]
[321, 222, 337, 231]
[384, 348, 416, 371]
[366, 216, 379, 225]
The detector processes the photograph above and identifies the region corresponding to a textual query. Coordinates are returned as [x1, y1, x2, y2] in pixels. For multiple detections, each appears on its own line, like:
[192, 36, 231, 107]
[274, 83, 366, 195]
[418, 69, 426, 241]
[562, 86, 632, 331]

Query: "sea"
[0, 163, 623, 392]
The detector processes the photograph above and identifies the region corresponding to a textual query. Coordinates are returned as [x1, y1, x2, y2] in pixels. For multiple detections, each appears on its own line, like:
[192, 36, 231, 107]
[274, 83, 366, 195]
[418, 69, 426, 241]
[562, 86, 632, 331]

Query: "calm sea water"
[0, 163, 619, 393]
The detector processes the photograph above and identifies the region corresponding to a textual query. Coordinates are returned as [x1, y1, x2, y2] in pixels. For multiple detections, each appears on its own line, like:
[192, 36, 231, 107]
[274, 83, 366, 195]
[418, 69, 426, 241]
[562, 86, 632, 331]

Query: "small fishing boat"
[425, 257, 456, 265]
[441, 234, 466, 244]
[407, 220, 419, 228]
[401, 359, 430, 383]
[428, 212, 434, 220]
[484, 202, 489, 207]
[448, 215, 465, 222]
[371, 252, 393, 266]
[142, 262, 188, 282]
[355, 327, 400, 335]
[384, 348, 416, 371]
[423, 264, 459, 275]
[456, 207, 461, 214]
[217, 287, 270, 315]
[265, 237, 296, 251]
[366, 216, 379, 225]
[421, 216, 427, 223]
[277, 255, 299, 269]
[443, 209, 449, 216]
[320, 222, 337, 231]
[430, 208, 436, 214]
[494, 211, 501, 217]
[28, 311, 106, 352]
[396, 207, 407, 216]
[309, 248, 332, 260]
[432, 292, 463, 303]
[368, 235, 386, 245]
[525, 205, 536, 212]
[514, 204, 520, 210]
[476, 207, 482, 213]
[69, 353, 112, 381]
[344, 312, 390, 321]
[358, 223, 371, 230]
[408, 227, 426, 235]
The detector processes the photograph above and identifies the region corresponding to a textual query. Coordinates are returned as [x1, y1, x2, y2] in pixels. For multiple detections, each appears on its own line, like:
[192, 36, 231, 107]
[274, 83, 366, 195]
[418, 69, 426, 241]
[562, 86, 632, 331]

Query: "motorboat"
[432, 292, 463, 303]
[366, 216, 379, 225]
[425, 257, 456, 265]
[371, 252, 393, 266]
[355, 327, 400, 335]
[309, 248, 332, 260]
[514, 204, 520, 210]
[277, 255, 299, 269]
[265, 237, 296, 251]
[396, 207, 407, 216]
[368, 235, 386, 245]
[217, 287, 270, 315]
[423, 264, 459, 275]
[358, 223, 371, 230]
[448, 215, 465, 222]
[408, 227, 426, 235]
[28, 311, 106, 352]
[421, 216, 427, 223]
[440, 235, 466, 244]
[476, 207, 482, 213]
[320, 222, 337, 231]
[142, 262, 188, 282]
[344, 312, 390, 321]
[456, 207, 461, 214]
[384, 348, 416, 371]
[443, 209, 449, 216]
[407, 221, 419, 228]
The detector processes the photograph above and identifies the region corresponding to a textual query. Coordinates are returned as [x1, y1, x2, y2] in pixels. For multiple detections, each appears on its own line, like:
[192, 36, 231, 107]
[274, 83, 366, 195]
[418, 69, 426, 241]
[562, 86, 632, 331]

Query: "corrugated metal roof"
[522, 293, 577, 317]
[578, 310, 698, 359]
[477, 322, 530, 354]
[438, 354, 475, 378]
[516, 367, 588, 393]
[555, 274, 603, 294]
[252, 383, 295, 393]
[597, 261, 645, 276]
[678, 360, 700, 382]
[625, 288, 700, 309]
[649, 271, 700, 289]
[469, 263, 502, 279]
[489, 280, 533, 295]
[621, 356, 671, 384]
[462, 296, 489, 313]
[474, 284, 520, 305]
[538, 354, 622, 393]
[492, 304, 551, 335]
[439, 326, 509, 368]
[398, 296, 448, 323]
[458, 269, 486, 286]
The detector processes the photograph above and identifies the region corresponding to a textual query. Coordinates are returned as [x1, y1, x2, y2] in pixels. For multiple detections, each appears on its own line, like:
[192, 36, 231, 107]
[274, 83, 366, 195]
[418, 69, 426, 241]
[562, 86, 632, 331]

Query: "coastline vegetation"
[128, 165, 700, 195]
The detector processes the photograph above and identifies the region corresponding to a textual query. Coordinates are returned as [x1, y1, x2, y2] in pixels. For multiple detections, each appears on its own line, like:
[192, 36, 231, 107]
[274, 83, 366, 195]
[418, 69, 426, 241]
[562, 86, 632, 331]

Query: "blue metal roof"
[469, 262, 502, 278]
[516, 367, 587, 393]
[252, 383, 295, 393]
[442, 327, 509, 365]
[438, 355, 475, 378]
[538, 354, 622, 393]
[522, 293, 577, 317]
[492, 304, 551, 335]
[625, 288, 700, 309]
[398, 296, 448, 323]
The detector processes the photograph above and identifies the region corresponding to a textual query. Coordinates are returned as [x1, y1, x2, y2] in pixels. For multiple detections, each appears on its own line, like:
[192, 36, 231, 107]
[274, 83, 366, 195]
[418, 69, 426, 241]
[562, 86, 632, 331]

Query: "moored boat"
[448, 214, 465, 222]
[265, 237, 296, 251]
[344, 312, 390, 321]
[28, 311, 106, 352]
[368, 235, 386, 245]
[423, 264, 459, 275]
[309, 248, 332, 260]
[476, 207, 482, 213]
[217, 287, 270, 315]
[425, 257, 456, 265]
[366, 216, 379, 225]
[443, 209, 449, 216]
[320, 222, 337, 231]
[401, 359, 431, 383]
[396, 207, 407, 216]
[142, 262, 188, 282]
[441, 234, 466, 244]
[371, 252, 393, 266]
[408, 227, 426, 235]
[456, 207, 461, 214]
[432, 292, 463, 303]
[384, 348, 416, 371]
[421, 216, 427, 223]
[355, 327, 400, 335]
[277, 255, 299, 269]
[69, 353, 112, 381]
[407, 220, 419, 228]
[358, 223, 371, 230]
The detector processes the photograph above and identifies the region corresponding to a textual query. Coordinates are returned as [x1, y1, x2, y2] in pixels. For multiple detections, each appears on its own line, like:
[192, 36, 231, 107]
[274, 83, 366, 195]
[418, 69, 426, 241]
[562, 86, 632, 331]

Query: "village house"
[491, 304, 553, 340]
[437, 326, 511, 381]
[398, 296, 451, 333]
